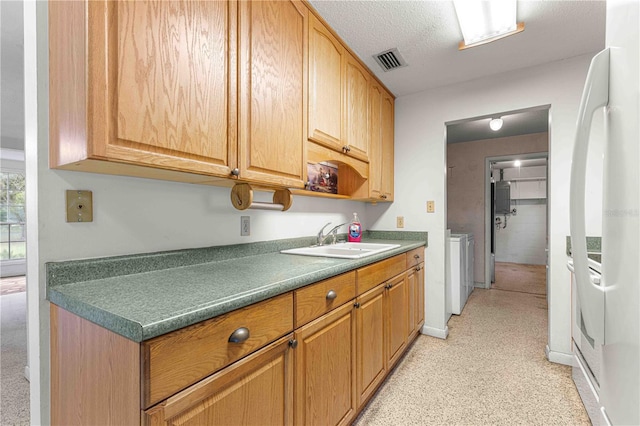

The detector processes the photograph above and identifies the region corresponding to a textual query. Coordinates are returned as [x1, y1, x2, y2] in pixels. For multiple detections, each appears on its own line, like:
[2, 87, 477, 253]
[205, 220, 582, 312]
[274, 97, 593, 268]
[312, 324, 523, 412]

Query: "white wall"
[27, 3, 367, 423]
[369, 53, 598, 362]
[495, 201, 547, 265]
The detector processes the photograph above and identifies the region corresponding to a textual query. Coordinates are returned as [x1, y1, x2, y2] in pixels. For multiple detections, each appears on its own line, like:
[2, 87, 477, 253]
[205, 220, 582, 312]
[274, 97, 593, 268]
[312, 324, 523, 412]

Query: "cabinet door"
[343, 54, 369, 162]
[144, 335, 294, 426]
[238, 0, 307, 188]
[380, 91, 395, 200]
[294, 302, 357, 426]
[355, 284, 386, 409]
[84, 1, 236, 177]
[406, 263, 425, 341]
[308, 14, 343, 150]
[368, 82, 384, 199]
[386, 274, 408, 369]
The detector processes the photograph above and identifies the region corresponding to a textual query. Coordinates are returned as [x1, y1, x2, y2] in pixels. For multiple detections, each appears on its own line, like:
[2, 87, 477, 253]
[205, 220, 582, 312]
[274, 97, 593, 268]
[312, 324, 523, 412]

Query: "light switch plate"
[426, 200, 435, 213]
[66, 190, 93, 222]
[396, 216, 405, 228]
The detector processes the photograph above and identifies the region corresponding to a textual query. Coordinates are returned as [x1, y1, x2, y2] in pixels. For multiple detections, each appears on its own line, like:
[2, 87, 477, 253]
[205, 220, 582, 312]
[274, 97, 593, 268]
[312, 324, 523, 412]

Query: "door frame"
[483, 151, 549, 288]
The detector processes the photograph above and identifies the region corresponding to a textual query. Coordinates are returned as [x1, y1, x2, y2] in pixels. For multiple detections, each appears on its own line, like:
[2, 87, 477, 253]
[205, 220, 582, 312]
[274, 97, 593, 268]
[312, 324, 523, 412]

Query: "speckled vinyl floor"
[354, 288, 590, 425]
[0, 283, 30, 426]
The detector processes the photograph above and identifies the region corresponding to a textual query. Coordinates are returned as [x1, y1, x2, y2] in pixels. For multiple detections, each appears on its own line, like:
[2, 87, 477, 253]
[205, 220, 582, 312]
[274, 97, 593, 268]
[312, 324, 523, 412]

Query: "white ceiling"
[309, 0, 606, 97]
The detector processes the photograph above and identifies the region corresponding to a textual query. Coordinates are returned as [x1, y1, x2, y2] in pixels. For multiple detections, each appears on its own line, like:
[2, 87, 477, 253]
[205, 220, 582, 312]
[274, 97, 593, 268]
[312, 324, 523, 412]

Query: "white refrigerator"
[569, 1, 639, 425]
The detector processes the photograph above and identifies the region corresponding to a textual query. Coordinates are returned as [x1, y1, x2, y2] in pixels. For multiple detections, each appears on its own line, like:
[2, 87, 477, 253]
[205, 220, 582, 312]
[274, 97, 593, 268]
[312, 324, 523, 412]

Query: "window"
[0, 172, 26, 260]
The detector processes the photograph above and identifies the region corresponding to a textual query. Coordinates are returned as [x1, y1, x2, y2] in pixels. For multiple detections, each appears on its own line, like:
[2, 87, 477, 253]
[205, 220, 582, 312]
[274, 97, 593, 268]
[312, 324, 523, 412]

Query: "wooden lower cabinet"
[144, 335, 294, 426]
[293, 302, 357, 426]
[355, 284, 386, 408]
[407, 263, 426, 341]
[386, 273, 409, 369]
[51, 250, 425, 426]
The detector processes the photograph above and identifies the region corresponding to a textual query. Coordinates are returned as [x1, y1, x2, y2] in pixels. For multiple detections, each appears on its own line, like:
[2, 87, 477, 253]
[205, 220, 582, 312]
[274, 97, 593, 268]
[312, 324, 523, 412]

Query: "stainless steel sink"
[280, 242, 400, 259]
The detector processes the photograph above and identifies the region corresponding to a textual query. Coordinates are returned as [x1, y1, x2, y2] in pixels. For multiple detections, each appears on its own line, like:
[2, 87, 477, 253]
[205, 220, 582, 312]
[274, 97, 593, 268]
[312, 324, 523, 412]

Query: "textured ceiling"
[309, 0, 606, 97]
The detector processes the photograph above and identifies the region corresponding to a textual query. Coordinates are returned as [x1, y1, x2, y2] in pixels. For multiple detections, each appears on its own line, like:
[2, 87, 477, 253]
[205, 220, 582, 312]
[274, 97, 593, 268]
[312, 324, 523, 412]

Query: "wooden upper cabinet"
[368, 82, 384, 200]
[343, 54, 370, 162]
[307, 16, 370, 164]
[50, 0, 307, 189]
[50, 0, 237, 179]
[237, 0, 307, 188]
[380, 90, 395, 201]
[308, 14, 344, 149]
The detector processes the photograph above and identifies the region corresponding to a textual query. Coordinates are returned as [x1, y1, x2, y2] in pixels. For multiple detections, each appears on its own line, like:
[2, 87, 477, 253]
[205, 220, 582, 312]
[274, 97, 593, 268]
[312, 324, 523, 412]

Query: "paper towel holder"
[230, 183, 293, 212]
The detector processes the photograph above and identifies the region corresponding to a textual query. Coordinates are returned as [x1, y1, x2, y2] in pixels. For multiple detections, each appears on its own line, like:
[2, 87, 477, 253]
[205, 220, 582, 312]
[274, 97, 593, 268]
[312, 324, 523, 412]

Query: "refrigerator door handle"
[569, 48, 609, 345]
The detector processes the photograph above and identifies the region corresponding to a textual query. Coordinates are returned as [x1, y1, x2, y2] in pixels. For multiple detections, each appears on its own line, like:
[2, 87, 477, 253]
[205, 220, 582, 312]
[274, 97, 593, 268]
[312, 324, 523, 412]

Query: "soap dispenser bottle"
[348, 212, 362, 242]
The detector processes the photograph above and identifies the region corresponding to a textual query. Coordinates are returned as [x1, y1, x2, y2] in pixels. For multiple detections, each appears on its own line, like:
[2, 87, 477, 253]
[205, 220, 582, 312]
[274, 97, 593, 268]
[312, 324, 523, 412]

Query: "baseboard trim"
[421, 325, 449, 339]
[545, 345, 572, 365]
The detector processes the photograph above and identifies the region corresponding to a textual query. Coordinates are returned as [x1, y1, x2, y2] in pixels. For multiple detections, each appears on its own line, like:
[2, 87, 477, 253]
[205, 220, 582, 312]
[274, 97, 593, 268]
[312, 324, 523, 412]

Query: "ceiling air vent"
[373, 48, 407, 72]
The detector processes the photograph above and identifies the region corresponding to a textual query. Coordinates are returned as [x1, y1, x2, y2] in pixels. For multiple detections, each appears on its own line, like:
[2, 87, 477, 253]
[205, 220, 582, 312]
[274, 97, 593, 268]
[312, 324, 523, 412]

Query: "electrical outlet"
[396, 216, 405, 228]
[241, 216, 250, 236]
[426, 200, 435, 213]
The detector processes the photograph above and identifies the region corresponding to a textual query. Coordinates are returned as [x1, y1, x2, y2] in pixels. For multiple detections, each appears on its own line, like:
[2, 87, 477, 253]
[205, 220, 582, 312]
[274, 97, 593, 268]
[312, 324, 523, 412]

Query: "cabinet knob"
[354, 302, 361, 309]
[414, 254, 420, 259]
[326, 290, 337, 300]
[228, 327, 250, 343]
[289, 339, 298, 349]
[415, 266, 421, 272]
[385, 283, 393, 290]
[230, 168, 240, 176]
[380, 194, 387, 199]
[342, 145, 351, 153]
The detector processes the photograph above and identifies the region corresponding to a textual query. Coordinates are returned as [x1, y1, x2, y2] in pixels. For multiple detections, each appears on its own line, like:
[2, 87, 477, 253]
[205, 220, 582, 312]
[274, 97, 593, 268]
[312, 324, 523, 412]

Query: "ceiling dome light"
[489, 118, 503, 131]
[514, 160, 521, 167]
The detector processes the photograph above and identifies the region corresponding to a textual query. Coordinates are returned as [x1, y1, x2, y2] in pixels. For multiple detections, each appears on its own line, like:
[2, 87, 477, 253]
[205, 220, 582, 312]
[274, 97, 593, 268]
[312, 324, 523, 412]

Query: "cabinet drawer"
[406, 247, 425, 269]
[295, 271, 356, 328]
[356, 254, 406, 295]
[142, 293, 293, 408]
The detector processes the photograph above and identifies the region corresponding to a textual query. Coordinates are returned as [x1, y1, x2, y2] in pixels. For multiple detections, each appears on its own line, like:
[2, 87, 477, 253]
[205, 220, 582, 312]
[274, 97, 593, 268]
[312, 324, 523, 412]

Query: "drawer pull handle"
[414, 254, 420, 259]
[228, 327, 250, 343]
[326, 290, 337, 300]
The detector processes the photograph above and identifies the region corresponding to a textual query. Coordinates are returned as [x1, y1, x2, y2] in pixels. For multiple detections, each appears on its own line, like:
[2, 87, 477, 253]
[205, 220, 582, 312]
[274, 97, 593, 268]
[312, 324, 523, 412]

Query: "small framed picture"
[307, 162, 338, 194]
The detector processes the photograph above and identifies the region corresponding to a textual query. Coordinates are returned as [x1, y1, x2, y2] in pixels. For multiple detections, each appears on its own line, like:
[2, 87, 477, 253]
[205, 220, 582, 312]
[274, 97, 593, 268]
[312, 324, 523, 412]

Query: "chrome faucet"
[316, 222, 346, 246]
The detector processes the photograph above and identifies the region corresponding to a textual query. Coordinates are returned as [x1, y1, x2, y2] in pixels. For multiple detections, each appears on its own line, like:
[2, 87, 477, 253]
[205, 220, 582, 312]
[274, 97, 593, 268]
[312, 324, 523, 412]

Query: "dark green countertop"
[47, 231, 427, 342]
[565, 236, 602, 263]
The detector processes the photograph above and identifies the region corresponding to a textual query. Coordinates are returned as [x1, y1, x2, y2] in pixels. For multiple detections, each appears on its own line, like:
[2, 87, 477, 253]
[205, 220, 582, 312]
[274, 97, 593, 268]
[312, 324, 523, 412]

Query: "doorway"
[0, 0, 30, 424]
[446, 106, 550, 311]
[486, 155, 548, 294]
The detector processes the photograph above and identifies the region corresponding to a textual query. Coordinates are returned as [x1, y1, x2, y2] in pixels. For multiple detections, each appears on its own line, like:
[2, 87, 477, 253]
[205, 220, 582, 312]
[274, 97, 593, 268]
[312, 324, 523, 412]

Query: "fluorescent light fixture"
[489, 118, 503, 131]
[453, 0, 524, 50]
[514, 160, 521, 167]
